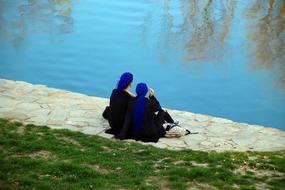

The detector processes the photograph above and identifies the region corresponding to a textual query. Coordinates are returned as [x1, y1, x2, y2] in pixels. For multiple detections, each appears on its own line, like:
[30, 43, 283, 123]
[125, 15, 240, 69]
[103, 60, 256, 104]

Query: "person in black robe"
[117, 83, 176, 143]
[103, 72, 135, 136]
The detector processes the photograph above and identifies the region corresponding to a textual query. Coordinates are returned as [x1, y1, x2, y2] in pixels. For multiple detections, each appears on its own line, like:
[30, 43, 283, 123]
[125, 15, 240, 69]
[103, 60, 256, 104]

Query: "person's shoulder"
[111, 89, 117, 96]
[146, 96, 157, 105]
[145, 97, 152, 102]
[121, 90, 134, 98]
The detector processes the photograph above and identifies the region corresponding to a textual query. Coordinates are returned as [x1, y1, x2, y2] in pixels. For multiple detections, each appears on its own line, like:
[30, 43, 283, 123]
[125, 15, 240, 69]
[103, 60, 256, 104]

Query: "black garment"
[103, 89, 132, 136]
[118, 96, 172, 142]
[164, 110, 174, 124]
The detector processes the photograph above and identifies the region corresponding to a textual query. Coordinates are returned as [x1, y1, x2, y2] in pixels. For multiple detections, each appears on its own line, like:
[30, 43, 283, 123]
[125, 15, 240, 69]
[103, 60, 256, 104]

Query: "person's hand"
[149, 88, 154, 97]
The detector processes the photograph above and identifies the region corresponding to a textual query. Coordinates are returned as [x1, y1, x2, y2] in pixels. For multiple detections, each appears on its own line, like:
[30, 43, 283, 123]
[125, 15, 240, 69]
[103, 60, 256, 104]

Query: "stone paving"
[1, 79, 285, 152]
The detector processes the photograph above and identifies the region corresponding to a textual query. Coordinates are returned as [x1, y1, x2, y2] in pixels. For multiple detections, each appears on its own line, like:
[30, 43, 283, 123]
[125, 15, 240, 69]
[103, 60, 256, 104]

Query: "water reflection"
[156, 0, 284, 87]
[157, 0, 284, 64]
[155, 0, 238, 63]
[183, 0, 217, 61]
[0, 0, 74, 48]
[245, 0, 285, 88]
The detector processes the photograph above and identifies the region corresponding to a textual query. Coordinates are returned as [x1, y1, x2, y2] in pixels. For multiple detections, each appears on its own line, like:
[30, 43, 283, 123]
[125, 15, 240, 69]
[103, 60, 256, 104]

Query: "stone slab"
[1, 79, 285, 152]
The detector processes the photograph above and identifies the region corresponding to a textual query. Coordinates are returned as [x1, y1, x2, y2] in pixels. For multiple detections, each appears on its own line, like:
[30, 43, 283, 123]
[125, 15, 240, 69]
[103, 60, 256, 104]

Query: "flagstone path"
[1, 79, 285, 152]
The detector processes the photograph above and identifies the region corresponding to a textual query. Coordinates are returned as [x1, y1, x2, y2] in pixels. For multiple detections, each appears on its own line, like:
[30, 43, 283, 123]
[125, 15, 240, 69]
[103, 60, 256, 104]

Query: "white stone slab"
[0, 79, 285, 152]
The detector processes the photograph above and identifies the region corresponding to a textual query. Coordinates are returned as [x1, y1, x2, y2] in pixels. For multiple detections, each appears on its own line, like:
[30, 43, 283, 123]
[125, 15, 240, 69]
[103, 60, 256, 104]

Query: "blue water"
[0, 0, 285, 130]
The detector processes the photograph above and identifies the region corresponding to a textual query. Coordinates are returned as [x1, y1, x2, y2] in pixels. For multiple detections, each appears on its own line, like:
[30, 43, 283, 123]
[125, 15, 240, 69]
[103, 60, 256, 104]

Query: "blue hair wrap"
[117, 72, 133, 91]
[133, 83, 148, 133]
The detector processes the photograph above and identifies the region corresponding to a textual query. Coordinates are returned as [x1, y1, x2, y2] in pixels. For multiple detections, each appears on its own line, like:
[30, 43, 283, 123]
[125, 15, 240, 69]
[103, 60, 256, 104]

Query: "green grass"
[0, 118, 284, 190]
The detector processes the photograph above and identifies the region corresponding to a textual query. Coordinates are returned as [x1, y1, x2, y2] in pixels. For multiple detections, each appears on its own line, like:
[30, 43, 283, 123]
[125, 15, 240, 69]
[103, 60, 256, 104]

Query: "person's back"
[128, 97, 165, 142]
[103, 72, 134, 136]
[118, 83, 166, 142]
[108, 89, 132, 135]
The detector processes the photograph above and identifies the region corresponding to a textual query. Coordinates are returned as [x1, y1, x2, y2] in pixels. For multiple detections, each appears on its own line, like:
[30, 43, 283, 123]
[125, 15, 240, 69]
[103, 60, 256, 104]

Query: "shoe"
[166, 123, 179, 131]
[165, 124, 172, 131]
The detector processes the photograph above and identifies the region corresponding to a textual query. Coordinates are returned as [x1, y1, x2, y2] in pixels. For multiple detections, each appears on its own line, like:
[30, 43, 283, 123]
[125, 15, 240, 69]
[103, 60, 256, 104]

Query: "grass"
[0, 118, 284, 190]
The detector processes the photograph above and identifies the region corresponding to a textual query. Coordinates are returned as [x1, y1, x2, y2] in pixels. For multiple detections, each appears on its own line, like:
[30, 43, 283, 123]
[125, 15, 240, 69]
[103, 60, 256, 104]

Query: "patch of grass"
[0, 118, 284, 189]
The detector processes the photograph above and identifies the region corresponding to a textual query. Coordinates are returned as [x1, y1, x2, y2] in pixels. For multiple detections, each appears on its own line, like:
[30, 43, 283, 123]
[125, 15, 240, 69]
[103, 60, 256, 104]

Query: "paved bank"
[0, 79, 284, 152]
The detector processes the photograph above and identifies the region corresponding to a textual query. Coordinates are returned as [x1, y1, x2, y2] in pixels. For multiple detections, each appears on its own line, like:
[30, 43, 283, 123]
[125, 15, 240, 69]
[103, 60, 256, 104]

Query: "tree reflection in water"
[154, 0, 238, 64]
[1, 0, 284, 89]
[157, 0, 284, 88]
[0, 0, 74, 49]
[183, 0, 238, 62]
[245, 0, 285, 89]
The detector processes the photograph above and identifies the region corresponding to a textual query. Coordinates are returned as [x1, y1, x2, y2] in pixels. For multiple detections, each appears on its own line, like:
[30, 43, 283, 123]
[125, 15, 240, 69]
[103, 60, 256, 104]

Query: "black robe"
[117, 96, 166, 142]
[104, 89, 132, 136]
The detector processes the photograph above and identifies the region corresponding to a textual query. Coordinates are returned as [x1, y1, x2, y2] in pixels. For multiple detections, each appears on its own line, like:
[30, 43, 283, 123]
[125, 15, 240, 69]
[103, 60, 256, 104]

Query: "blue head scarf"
[117, 72, 133, 91]
[133, 83, 148, 133]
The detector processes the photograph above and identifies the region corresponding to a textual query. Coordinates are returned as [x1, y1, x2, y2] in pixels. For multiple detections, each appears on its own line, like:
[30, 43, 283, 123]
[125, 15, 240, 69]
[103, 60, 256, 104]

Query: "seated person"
[103, 72, 135, 136]
[117, 83, 176, 142]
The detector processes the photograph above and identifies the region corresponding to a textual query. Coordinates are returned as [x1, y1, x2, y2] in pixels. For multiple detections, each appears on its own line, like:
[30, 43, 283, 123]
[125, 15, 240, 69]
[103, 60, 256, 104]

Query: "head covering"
[117, 72, 133, 91]
[133, 83, 148, 133]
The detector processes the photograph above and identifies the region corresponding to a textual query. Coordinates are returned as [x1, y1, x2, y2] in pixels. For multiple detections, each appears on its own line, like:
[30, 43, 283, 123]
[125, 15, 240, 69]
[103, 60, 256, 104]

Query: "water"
[0, 0, 285, 130]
